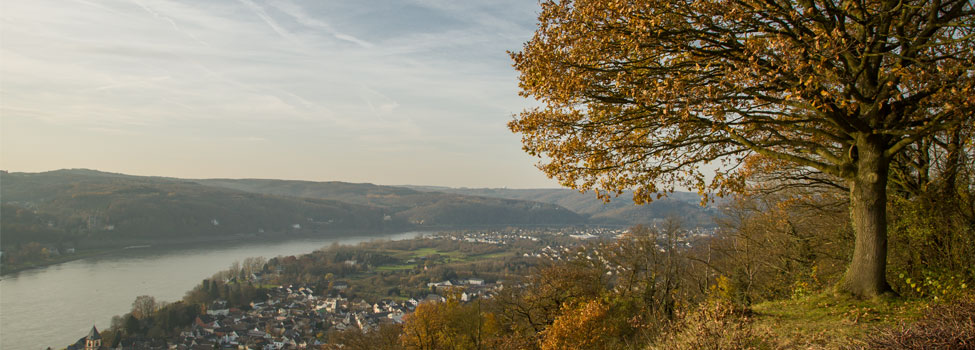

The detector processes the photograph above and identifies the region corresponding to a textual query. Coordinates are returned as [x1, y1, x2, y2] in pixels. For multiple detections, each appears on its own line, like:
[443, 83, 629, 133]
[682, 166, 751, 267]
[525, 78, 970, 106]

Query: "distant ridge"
[402, 186, 717, 226]
[0, 170, 586, 250]
[1, 169, 716, 253]
[192, 178, 586, 226]
[1, 170, 397, 249]
[193, 179, 716, 227]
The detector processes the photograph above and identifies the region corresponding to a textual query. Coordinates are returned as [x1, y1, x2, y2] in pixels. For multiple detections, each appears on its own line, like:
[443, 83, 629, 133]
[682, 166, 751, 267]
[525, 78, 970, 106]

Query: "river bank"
[1, 223, 605, 276]
[1, 230, 428, 350]
[1, 228, 418, 276]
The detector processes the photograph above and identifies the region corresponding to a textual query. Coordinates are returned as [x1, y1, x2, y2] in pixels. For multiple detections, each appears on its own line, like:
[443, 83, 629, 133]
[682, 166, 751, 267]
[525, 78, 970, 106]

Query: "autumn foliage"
[510, 0, 975, 297]
[540, 299, 619, 350]
[400, 292, 501, 350]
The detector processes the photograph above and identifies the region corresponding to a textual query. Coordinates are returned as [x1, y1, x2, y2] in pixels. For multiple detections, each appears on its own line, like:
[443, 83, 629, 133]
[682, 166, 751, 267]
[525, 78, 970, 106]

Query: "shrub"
[892, 270, 971, 300]
[887, 186, 975, 299]
[649, 301, 774, 350]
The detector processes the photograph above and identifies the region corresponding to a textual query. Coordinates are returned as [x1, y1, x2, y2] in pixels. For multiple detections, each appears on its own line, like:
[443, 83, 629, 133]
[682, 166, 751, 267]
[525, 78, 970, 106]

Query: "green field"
[375, 264, 416, 271]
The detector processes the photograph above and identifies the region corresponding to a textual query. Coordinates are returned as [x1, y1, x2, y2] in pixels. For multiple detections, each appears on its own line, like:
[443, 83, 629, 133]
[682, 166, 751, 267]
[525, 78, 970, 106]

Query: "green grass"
[376, 264, 416, 271]
[406, 247, 466, 259]
[364, 246, 514, 276]
[376, 247, 511, 264]
[465, 251, 513, 261]
[406, 247, 440, 257]
[748, 292, 929, 348]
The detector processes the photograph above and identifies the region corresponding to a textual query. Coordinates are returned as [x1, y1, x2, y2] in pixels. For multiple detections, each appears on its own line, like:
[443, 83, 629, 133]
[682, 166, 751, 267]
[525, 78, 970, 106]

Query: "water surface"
[0, 231, 423, 349]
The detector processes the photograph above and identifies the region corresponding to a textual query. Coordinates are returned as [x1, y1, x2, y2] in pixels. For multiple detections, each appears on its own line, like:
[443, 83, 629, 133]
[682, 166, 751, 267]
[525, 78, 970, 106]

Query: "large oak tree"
[510, 0, 974, 297]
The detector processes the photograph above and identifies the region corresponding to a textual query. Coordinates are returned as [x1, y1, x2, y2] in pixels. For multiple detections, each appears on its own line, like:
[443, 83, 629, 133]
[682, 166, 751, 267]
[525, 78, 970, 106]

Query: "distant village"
[68, 277, 501, 350]
[432, 225, 715, 261]
[63, 225, 716, 350]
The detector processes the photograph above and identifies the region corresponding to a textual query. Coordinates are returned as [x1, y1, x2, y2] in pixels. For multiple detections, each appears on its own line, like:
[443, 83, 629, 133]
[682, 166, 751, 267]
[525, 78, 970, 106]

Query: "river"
[0, 231, 425, 350]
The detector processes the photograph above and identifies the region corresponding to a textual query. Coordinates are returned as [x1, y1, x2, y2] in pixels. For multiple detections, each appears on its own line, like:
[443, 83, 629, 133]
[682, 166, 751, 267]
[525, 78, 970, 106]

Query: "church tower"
[84, 326, 101, 350]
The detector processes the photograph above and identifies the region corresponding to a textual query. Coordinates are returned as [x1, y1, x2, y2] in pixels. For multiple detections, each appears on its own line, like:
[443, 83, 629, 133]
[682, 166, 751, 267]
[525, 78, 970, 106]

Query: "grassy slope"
[747, 293, 929, 349]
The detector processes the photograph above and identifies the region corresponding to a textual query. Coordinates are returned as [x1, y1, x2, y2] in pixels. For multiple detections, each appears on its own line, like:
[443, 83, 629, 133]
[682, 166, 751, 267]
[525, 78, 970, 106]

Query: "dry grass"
[749, 292, 928, 349]
[648, 292, 935, 350]
[851, 296, 975, 350]
[649, 301, 775, 350]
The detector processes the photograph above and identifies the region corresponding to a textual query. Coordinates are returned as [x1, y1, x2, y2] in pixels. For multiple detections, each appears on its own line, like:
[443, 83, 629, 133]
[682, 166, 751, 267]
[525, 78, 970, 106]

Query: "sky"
[0, 0, 561, 188]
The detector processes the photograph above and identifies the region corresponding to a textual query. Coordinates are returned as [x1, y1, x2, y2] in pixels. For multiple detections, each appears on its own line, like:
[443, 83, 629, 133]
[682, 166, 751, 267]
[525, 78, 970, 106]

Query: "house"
[405, 298, 420, 311]
[424, 294, 445, 303]
[66, 326, 103, 350]
[387, 310, 406, 323]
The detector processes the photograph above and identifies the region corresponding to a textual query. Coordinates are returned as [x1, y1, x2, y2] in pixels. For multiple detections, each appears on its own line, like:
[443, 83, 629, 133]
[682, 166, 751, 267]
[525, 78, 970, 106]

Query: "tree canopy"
[511, 0, 974, 297]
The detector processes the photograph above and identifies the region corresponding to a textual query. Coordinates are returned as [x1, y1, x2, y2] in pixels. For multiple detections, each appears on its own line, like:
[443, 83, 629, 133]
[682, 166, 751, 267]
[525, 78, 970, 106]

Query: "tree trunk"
[839, 134, 894, 298]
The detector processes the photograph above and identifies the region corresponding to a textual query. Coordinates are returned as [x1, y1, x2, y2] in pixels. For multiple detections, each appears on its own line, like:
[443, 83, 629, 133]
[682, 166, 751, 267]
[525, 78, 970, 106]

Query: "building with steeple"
[67, 326, 103, 350]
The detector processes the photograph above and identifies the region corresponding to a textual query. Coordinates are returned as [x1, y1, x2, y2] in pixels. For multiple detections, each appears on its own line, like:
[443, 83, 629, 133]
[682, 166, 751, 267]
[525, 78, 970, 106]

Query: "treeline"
[97, 261, 272, 347]
[1, 204, 83, 244]
[0, 204, 92, 274]
[98, 297, 202, 347]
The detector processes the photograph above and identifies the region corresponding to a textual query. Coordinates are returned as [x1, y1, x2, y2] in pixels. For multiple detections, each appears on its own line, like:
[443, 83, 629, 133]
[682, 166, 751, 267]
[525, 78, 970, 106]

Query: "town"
[67, 225, 672, 350]
[71, 278, 501, 350]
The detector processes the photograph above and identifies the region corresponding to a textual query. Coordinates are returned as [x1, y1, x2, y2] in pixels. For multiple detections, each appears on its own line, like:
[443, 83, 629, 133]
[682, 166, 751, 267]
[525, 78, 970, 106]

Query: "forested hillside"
[0, 170, 588, 253]
[195, 178, 587, 226]
[1, 170, 399, 248]
[199, 179, 714, 227]
[406, 186, 717, 226]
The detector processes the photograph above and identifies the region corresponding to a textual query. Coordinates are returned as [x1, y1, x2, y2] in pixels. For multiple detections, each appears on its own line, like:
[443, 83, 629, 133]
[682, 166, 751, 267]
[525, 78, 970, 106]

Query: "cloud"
[130, 0, 212, 47]
[236, 0, 299, 44]
[333, 33, 374, 48]
[0, 0, 559, 187]
[357, 85, 400, 116]
[266, 0, 375, 48]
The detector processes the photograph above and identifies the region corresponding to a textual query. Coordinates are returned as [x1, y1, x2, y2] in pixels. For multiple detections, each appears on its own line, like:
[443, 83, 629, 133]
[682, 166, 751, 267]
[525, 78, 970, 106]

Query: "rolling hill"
[0, 170, 586, 249]
[195, 180, 717, 227]
[1, 169, 715, 251]
[193, 178, 586, 226]
[0, 170, 399, 248]
[402, 186, 718, 227]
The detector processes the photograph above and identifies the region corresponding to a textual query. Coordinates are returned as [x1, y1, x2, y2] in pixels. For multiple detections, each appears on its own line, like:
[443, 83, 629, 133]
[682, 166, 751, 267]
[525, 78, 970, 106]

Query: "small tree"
[511, 0, 974, 297]
[131, 295, 156, 320]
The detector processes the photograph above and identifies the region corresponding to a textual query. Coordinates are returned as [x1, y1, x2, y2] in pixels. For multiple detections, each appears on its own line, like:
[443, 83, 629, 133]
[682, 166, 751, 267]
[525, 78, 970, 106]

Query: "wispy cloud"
[236, 0, 299, 44]
[266, 0, 374, 48]
[131, 0, 211, 47]
[0, 0, 558, 187]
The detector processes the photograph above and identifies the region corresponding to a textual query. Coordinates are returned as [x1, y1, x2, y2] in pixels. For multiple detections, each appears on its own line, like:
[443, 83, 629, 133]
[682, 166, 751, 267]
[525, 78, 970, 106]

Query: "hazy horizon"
[1, 167, 573, 190]
[0, 0, 561, 189]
